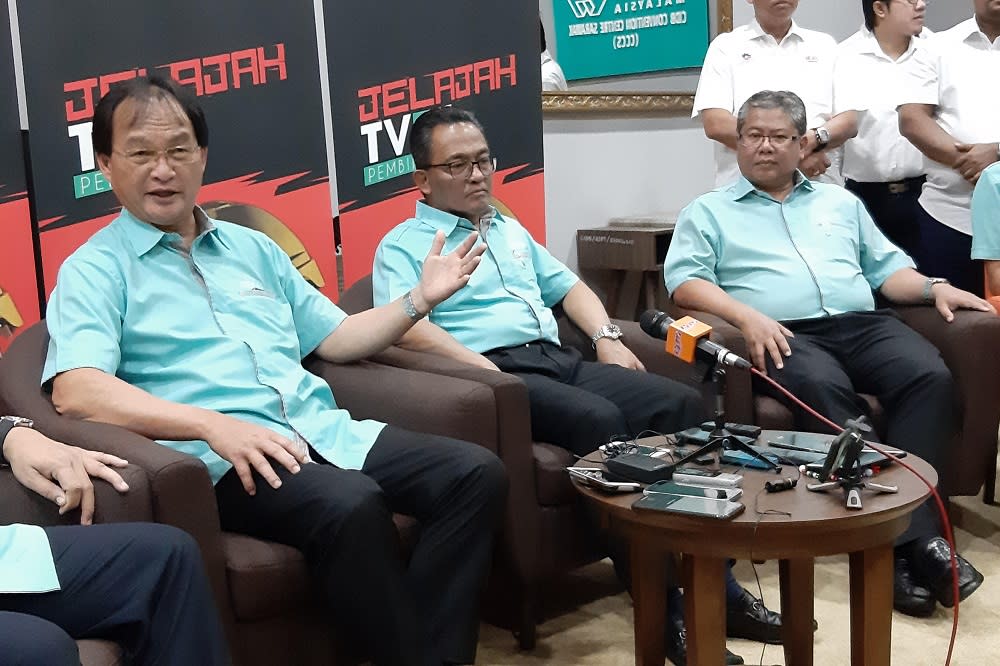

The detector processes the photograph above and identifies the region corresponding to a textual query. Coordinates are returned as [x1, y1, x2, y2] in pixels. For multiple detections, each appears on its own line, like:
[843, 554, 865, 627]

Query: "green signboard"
[552, 0, 710, 81]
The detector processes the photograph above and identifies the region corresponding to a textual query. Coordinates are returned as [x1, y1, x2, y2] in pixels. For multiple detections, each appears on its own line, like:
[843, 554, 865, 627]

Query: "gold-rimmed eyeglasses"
[737, 133, 800, 149]
[114, 145, 202, 167]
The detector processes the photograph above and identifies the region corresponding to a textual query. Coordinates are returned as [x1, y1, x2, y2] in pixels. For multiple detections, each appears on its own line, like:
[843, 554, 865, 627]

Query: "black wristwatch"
[0, 416, 34, 465]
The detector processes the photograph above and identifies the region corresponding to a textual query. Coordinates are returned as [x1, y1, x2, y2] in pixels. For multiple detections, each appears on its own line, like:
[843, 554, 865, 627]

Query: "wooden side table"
[575, 437, 934, 666]
[576, 218, 675, 321]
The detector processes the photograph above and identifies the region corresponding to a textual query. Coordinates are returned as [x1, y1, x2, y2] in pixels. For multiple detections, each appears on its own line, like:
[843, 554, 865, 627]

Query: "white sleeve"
[833, 50, 868, 114]
[897, 45, 939, 107]
[693, 36, 734, 117]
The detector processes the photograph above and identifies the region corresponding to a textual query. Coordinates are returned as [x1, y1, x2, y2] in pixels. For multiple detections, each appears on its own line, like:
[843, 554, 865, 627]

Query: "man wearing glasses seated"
[373, 106, 788, 665]
[664, 89, 991, 619]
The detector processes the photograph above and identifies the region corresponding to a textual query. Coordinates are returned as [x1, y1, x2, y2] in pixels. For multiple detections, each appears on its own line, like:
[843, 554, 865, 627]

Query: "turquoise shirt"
[971, 163, 1000, 261]
[664, 175, 914, 322]
[0, 524, 60, 593]
[43, 208, 385, 483]
[373, 201, 579, 353]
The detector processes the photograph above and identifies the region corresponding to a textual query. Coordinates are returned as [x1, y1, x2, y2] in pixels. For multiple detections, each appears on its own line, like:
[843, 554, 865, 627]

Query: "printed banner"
[552, 0, 710, 80]
[17, 0, 338, 299]
[0, 0, 40, 355]
[324, 0, 546, 288]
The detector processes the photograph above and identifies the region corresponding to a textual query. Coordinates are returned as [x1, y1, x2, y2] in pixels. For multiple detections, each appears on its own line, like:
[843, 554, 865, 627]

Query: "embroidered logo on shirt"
[511, 245, 530, 269]
[240, 280, 274, 299]
[805, 54, 819, 63]
[742, 52, 752, 61]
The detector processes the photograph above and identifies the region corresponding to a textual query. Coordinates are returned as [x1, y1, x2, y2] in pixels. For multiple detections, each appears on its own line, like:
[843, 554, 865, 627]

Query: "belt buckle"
[887, 182, 908, 194]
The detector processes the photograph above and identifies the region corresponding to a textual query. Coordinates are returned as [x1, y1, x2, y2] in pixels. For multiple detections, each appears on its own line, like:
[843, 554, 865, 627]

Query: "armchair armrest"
[0, 463, 151, 526]
[893, 306, 1000, 493]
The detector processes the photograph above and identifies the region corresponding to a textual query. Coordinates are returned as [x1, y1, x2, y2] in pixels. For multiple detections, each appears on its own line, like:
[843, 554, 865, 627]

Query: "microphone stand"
[671, 362, 782, 473]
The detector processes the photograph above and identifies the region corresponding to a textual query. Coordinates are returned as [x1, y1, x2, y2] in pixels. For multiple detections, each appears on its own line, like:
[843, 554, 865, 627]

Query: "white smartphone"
[632, 493, 745, 519]
[672, 467, 743, 488]
[567, 467, 642, 493]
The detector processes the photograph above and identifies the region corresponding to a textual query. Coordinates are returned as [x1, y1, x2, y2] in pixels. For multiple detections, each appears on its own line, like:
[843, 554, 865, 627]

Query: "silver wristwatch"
[591, 323, 623, 348]
[401, 290, 427, 321]
[814, 126, 830, 148]
[0, 416, 34, 465]
[922, 277, 949, 304]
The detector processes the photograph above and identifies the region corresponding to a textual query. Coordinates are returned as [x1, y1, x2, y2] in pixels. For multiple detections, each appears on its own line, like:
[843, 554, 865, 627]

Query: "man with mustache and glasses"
[373, 106, 789, 665]
[665, 89, 991, 620]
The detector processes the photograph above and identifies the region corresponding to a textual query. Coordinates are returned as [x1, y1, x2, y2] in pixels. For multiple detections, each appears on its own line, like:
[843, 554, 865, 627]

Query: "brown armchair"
[0, 387, 153, 666]
[667, 303, 1000, 503]
[0, 322, 525, 664]
[337, 275, 703, 649]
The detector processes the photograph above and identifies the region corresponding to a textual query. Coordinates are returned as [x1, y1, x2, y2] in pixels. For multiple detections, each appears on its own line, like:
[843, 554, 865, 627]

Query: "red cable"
[749, 366, 960, 665]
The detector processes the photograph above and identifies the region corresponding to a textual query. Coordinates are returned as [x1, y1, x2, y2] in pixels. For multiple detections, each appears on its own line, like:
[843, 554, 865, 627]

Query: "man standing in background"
[837, 0, 931, 258]
[898, 0, 1000, 296]
[694, 0, 858, 187]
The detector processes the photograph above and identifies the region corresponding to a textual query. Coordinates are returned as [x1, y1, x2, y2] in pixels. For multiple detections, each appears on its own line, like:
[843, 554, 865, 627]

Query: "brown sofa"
[0, 322, 531, 664]
[0, 387, 154, 666]
[667, 304, 1000, 503]
[337, 275, 705, 649]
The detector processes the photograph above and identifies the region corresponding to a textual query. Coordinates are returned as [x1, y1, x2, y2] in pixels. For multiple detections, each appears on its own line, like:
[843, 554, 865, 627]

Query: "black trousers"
[845, 177, 925, 260]
[484, 341, 706, 456]
[911, 204, 983, 297]
[0, 523, 229, 666]
[214, 426, 506, 666]
[757, 310, 954, 545]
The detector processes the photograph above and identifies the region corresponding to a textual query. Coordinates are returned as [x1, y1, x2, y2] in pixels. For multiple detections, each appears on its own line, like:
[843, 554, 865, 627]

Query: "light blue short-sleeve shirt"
[43, 208, 385, 483]
[971, 163, 1000, 261]
[373, 201, 579, 353]
[664, 176, 915, 322]
[0, 524, 60, 593]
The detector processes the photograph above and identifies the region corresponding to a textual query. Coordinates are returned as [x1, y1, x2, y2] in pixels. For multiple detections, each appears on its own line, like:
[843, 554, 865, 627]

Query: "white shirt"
[693, 20, 845, 187]
[901, 17, 1000, 234]
[541, 50, 568, 92]
[836, 27, 932, 183]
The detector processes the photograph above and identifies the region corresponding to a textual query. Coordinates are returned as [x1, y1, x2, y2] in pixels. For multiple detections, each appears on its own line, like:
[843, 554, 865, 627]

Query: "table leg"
[683, 554, 727, 666]
[631, 534, 667, 666]
[779, 557, 815, 665]
[849, 544, 894, 666]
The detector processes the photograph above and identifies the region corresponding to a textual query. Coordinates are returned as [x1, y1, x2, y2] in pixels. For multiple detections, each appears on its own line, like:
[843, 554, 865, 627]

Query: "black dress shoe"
[893, 556, 936, 617]
[912, 537, 985, 608]
[665, 614, 745, 666]
[726, 588, 784, 645]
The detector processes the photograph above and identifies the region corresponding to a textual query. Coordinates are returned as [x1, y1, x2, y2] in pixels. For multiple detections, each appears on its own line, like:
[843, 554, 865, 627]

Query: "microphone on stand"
[639, 309, 751, 370]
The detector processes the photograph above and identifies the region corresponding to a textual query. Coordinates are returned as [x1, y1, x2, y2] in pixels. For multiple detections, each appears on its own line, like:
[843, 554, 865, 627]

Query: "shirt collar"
[118, 206, 226, 257]
[414, 200, 502, 235]
[749, 18, 803, 45]
[961, 16, 1000, 47]
[730, 172, 814, 202]
[858, 28, 925, 60]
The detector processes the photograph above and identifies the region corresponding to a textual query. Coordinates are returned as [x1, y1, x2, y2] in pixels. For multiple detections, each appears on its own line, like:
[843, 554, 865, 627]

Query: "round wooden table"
[575, 435, 935, 666]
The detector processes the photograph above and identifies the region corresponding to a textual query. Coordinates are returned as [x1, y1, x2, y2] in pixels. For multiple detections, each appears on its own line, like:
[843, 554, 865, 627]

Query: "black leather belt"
[846, 175, 925, 195]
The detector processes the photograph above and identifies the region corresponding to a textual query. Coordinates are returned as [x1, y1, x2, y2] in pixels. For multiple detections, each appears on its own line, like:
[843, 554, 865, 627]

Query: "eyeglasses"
[892, 0, 929, 7]
[737, 133, 799, 149]
[423, 155, 497, 180]
[114, 145, 202, 167]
